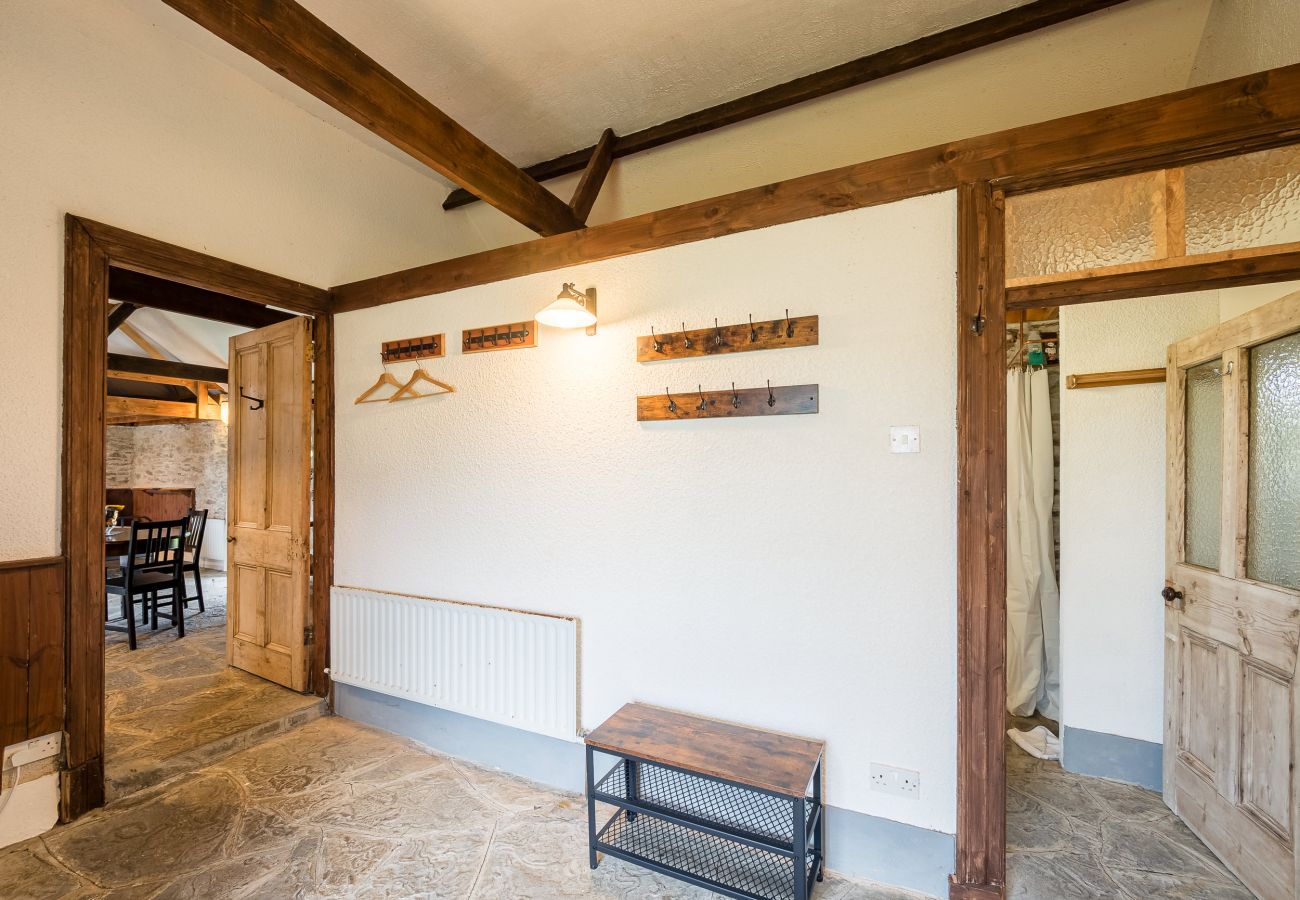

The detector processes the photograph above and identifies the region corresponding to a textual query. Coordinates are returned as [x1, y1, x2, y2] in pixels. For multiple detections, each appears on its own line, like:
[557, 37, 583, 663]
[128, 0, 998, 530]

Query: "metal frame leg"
[794, 795, 808, 900]
[586, 745, 599, 869]
[625, 757, 640, 821]
[813, 758, 825, 883]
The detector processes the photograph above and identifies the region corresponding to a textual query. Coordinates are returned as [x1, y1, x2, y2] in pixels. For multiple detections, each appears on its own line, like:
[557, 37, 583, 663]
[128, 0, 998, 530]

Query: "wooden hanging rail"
[637, 313, 818, 362]
[1066, 368, 1166, 389]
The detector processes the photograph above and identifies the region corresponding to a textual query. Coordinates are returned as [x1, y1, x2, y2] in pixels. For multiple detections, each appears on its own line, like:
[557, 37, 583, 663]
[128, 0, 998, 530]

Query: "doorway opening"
[986, 146, 1300, 900]
[100, 301, 324, 799]
[62, 217, 335, 818]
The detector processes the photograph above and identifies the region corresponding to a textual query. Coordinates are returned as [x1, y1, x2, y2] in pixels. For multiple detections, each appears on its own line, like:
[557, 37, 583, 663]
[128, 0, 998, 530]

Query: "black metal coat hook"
[665, 387, 676, 414]
[731, 382, 740, 409]
[681, 322, 693, 350]
[767, 380, 776, 408]
[651, 325, 664, 353]
[748, 313, 757, 343]
[784, 309, 794, 338]
[240, 388, 264, 411]
[713, 318, 723, 348]
[696, 385, 707, 412]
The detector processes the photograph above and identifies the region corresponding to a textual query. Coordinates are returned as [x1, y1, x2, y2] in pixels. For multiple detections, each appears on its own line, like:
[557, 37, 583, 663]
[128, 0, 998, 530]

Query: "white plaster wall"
[335, 193, 959, 832]
[1188, 0, 1300, 86]
[1058, 293, 1219, 744]
[0, 0, 485, 562]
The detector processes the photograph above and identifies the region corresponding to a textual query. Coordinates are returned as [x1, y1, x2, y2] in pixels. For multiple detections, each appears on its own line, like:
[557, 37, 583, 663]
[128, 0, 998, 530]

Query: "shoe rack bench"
[585, 703, 826, 900]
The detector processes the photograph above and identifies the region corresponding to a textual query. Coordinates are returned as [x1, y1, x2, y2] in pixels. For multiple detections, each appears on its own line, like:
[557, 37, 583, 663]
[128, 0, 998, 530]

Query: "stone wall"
[105, 421, 227, 519]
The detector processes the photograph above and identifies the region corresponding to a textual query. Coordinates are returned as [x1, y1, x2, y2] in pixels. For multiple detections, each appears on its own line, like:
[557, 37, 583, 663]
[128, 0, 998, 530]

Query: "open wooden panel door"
[1164, 290, 1300, 900]
[227, 316, 312, 692]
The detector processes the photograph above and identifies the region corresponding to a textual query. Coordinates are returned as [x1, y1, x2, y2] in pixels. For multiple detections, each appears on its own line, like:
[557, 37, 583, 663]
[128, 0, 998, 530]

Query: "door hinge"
[304, 626, 314, 645]
[306, 342, 316, 363]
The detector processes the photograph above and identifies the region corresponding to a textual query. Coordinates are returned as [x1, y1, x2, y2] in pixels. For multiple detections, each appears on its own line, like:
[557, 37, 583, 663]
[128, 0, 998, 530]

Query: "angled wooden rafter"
[106, 302, 137, 333]
[568, 128, 616, 224]
[160, 0, 581, 236]
[443, 0, 1134, 210]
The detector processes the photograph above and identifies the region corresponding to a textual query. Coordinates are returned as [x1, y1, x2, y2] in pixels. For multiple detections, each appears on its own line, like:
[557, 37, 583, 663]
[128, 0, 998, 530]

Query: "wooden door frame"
[954, 158, 1300, 897]
[61, 215, 334, 819]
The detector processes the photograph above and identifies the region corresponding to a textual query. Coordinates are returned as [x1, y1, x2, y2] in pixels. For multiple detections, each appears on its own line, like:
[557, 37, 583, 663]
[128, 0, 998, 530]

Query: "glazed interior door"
[1164, 289, 1300, 900]
[227, 316, 312, 691]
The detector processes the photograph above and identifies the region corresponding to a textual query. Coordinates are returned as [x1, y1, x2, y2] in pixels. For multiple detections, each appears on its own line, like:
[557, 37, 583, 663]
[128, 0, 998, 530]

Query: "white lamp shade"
[536, 296, 596, 328]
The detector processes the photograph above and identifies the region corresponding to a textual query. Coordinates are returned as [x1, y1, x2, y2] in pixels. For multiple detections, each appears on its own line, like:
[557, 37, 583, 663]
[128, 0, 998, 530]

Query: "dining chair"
[181, 508, 209, 611]
[105, 518, 188, 650]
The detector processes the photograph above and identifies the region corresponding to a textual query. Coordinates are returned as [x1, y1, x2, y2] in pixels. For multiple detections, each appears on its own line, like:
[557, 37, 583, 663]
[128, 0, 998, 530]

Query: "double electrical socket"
[870, 763, 920, 798]
[3, 733, 60, 770]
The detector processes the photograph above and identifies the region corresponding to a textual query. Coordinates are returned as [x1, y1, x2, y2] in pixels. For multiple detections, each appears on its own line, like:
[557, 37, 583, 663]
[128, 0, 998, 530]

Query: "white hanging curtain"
[1006, 368, 1061, 720]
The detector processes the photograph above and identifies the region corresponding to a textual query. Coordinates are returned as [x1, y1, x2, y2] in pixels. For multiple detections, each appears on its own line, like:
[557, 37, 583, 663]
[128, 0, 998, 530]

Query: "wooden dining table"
[105, 526, 132, 558]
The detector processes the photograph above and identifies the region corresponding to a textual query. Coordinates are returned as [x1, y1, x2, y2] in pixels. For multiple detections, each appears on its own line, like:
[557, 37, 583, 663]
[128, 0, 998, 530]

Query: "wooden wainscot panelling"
[0, 557, 66, 750]
[636, 314, 818, 362]
[637, 383, 818, 421]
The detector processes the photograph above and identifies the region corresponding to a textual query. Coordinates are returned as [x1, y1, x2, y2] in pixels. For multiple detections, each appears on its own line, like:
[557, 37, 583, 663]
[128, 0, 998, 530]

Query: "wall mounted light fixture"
[536, 283, 597, 335]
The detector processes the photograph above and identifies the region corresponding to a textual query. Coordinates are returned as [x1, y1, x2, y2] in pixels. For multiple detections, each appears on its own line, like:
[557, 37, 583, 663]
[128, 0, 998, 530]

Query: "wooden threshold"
[334, 64, 1300, 310]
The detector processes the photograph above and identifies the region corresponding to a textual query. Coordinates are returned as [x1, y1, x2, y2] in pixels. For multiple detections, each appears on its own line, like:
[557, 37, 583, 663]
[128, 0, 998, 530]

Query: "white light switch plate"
[890, 426, 920, 453]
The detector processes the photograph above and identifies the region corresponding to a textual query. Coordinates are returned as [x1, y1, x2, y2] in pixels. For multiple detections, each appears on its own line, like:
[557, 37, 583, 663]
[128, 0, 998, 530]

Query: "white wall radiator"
[330, 586, 579, 741]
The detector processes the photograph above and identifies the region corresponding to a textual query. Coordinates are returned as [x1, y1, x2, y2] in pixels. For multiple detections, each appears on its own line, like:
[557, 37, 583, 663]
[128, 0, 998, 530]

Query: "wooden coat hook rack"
[463, 320, 537, 353]
[637, 311, 818, 362]
[381, 334, 444, 363]
[637, 381, 819, 421]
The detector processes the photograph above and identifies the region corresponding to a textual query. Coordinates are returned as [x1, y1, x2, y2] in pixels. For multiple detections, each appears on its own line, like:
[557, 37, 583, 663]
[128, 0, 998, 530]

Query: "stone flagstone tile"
[43, 774, 245, 888]
[0, 844, 96, 900]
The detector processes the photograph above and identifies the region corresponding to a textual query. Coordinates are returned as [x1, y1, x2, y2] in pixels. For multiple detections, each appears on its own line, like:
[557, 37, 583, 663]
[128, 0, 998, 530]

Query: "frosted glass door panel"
[1185, 360, 1223, 570]
[1247, 331, 1300, 589]
[1185, 146, 1300, 256]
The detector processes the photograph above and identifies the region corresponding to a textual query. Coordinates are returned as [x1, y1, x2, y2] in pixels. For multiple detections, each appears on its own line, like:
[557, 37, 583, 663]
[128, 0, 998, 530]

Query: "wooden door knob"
[227, 535, 237, 544]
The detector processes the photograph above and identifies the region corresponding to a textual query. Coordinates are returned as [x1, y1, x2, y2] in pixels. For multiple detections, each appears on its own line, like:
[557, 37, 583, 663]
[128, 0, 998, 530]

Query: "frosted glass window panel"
[1247, 332, 1300, 590]
[1185, 360, 1223, 570]
[1005, 172, 1163, 279]
[1185, 146, 1300, 256]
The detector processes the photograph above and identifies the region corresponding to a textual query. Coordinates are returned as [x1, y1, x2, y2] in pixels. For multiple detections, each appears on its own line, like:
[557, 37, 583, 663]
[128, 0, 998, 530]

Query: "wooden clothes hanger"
[354, 368, 405, 404]
[388, 366, 455, 402]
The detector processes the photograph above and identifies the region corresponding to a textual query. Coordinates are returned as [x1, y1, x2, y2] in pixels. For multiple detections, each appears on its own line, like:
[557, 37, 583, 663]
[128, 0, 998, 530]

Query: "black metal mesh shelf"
[598, 807, 815, 900]
[594, 759, 815, 848]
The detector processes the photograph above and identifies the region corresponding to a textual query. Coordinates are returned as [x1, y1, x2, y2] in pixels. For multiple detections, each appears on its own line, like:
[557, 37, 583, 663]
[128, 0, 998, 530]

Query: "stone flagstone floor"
[2, 716, 926, 900]
[1005, 722, 1252, 899]
[105, 571, 325, 800]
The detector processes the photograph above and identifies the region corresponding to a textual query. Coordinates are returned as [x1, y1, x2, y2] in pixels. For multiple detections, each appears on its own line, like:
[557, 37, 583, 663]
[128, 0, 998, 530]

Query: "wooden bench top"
[585, 703, 823, 798]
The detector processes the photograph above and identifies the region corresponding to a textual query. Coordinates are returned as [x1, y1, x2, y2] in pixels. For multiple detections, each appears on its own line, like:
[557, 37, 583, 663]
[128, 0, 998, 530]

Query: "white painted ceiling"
[138, 0, 1033, 187]
[109, 308, 243, 367]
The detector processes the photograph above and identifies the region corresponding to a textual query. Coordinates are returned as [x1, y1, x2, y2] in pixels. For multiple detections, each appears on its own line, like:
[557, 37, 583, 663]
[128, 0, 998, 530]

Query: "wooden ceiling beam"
[569, 129, 616, 224]
[443, 0, 1133, 210]
[160, 0, 582, 237]
[106, 396, 219, 421]
[107, 302, 137, 334]
[335, 64, 1300, 311]
[106, 353, 229, 385]
[107, 369, 227, 389]
[109, 268, 295, 328]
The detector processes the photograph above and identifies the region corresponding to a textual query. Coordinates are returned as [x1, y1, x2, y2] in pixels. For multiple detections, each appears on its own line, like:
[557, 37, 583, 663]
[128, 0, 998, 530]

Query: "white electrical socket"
[870, 763, 920, 798]
[3, 733, 60, 769]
